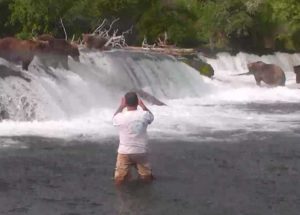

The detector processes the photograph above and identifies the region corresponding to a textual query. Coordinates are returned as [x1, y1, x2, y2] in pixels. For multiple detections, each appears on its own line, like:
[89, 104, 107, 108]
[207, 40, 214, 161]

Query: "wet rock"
[293, 65, 300, 83]
[0, 99, 10, 120]
[180, 57, 214, 78]
[134, 89, 166, 106]
[0, 109, 9, 120]
[0, 65, 31, 82]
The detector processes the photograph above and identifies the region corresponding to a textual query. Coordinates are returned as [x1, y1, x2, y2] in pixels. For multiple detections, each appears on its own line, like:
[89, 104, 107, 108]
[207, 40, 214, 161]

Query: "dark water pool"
[0, 132, 299, 215]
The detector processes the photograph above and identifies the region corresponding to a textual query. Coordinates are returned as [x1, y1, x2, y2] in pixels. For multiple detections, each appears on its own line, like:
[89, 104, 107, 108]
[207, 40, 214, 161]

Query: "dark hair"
[125, 92, 138, 107]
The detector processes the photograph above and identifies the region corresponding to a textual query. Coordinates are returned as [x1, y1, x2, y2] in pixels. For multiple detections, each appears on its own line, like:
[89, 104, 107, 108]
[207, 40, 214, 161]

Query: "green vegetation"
[0, 0, 299, 52]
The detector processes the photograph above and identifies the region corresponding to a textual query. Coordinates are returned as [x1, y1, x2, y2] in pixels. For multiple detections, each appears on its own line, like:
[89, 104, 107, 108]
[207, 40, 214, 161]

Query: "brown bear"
[0, 37, 48, 70]
[82, 33, 109, 50]
[247, 61, 286, 86]
[36, 34, 55, 41]
[36, 34, 80, 69]
[236, 61, 286, 86]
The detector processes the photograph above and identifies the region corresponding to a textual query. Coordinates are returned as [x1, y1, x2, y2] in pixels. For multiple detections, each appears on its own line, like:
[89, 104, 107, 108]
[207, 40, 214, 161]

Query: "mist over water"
[0, 50, 300, 142]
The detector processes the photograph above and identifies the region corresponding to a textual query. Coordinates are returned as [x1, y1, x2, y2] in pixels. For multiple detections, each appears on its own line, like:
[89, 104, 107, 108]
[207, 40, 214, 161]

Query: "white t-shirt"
[113, 110, 154, 154]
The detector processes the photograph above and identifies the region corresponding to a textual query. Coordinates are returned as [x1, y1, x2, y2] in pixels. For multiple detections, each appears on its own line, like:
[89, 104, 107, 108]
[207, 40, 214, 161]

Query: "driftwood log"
[124, 46, 196, 57]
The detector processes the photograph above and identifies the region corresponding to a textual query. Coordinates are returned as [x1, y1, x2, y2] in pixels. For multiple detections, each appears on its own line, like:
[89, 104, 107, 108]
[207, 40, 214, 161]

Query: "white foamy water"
[204, 52, 300, 86]
[0, 50, 300, 143]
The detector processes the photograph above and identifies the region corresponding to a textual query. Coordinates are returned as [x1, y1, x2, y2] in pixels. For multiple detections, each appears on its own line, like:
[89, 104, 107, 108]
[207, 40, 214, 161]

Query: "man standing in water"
[113, 92, 154, 185]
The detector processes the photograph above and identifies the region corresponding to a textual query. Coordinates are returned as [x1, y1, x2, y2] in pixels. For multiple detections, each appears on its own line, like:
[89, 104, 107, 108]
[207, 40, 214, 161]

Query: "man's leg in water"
[114, 154, 132, 185]
[132, 154, 154, 183]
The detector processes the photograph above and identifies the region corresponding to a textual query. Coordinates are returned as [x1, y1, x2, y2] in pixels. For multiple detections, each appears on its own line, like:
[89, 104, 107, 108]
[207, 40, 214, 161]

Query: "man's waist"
[119, 138, 147, 145]
[118, 144, 148, 154]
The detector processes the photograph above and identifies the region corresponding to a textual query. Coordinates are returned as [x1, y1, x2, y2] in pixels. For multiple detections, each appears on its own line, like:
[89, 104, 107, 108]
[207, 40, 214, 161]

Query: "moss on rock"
[180, 57, 214, 78]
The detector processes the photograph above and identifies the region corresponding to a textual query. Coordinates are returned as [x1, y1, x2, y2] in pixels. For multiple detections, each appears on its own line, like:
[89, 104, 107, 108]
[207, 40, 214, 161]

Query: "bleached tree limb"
[106, 18, 120, 35]
[142, 35, 156, 48]
[31, 28, 38, 39]
[84, 18, 132, 49]
[93, 19, 107, 34]
[104, 35, 122, 47]
[60, 18, 68, 40]
[122, 25, 133, 36]
[71, 34, 75, 43]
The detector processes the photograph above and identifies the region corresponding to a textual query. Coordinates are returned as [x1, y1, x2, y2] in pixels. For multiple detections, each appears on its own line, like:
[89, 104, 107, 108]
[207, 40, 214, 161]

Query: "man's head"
[125, 92, 138, 107]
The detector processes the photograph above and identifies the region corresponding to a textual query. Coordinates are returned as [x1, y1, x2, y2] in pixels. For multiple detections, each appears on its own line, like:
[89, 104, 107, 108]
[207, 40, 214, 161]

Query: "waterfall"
[203, 52, 300, 86]
[0, 50, 207, 121]
[1, 50, 300, 140]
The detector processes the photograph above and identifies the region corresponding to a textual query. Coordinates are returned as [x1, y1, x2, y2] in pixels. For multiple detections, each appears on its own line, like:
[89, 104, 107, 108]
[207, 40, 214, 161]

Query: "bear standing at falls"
[0, 37, 48, 70]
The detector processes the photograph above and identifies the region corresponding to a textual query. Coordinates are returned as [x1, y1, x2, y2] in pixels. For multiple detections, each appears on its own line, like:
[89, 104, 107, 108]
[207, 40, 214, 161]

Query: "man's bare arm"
[139, 99, 153, 114]
[114, 97, 126, 116]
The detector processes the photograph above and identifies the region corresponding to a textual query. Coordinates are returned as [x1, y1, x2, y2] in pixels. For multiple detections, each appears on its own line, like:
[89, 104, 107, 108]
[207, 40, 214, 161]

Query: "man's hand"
[114, 97, 126, 116]
[139, 98, 154, 123]
[120, 97, 126, 109]
[139, 99, 151, 112]
[138, 99, 146, 110]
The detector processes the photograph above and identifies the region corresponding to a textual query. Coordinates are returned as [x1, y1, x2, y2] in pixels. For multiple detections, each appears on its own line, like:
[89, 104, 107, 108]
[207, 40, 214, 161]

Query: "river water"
[0, 50, 299, 214]
[0, 50, 300, 141]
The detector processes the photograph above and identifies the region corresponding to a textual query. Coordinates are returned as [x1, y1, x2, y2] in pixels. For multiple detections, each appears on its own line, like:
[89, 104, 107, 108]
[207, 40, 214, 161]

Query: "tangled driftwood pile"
[80, 19, 196, 57]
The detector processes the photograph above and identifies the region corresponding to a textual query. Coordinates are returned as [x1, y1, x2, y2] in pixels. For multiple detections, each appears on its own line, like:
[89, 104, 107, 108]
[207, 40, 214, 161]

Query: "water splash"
[0, 50, 208, 121]
[0, 50, 300, 142]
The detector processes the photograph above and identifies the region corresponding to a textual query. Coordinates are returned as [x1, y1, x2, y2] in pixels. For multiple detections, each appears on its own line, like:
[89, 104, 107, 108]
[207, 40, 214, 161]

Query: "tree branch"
[60, 18, 68, 40]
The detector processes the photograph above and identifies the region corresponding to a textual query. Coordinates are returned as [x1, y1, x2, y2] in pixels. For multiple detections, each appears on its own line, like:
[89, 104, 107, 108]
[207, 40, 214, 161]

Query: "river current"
[0, 50, 300, 143]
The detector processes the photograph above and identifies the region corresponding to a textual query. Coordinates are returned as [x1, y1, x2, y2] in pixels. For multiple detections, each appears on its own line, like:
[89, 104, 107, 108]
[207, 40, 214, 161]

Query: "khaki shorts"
[114, 153, 152, 182]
